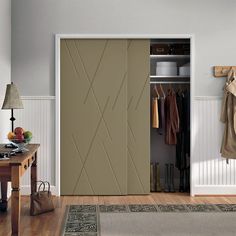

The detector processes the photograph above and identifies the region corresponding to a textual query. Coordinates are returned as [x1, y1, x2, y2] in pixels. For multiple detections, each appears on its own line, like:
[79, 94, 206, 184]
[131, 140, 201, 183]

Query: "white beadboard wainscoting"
[192, 96, 236, 195]
[0, 98, 11, 198]
[14, 96, 56, 195]
[10, 96, 236, 195]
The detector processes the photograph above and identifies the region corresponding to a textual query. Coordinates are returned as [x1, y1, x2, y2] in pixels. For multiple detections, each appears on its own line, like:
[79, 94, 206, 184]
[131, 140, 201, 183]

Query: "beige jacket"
[220, 70, 236, 159]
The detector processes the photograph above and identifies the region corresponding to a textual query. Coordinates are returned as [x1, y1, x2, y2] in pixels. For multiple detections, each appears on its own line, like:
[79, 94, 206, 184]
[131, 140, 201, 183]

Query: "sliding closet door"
[60, 39, 127, 195]
[127, 40, 150, 194]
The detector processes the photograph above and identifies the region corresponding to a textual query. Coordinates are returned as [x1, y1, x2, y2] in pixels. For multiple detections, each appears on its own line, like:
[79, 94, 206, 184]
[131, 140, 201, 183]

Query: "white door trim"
[55, 34, 195, 196]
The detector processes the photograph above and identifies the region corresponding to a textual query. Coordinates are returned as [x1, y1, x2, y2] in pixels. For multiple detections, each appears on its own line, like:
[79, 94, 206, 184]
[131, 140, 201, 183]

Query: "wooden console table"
[0, 144, 40, 236]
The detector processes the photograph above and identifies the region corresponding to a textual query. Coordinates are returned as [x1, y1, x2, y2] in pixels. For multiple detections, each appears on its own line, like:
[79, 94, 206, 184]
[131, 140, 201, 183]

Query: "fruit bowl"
[8, 128, 33, 153]
[9, 138, 32, 153]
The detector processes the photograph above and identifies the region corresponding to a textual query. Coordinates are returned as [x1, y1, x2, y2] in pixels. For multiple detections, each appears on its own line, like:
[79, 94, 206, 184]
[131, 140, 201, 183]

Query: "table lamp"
[2, 82, 23, 132]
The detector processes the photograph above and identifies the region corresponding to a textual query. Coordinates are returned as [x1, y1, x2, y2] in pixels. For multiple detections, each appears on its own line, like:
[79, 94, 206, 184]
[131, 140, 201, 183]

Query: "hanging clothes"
[176, 91, 185, 170]
[176, 90, 190, 169]
[220, 69, 236, 159]
[183, 89, 190, 158]
[152, 97, 159, 128]
[157, 97, 165, 135]
[152, 85, 160, 129]
[165, 89, 179, 145]
[175, 89, 190, 192]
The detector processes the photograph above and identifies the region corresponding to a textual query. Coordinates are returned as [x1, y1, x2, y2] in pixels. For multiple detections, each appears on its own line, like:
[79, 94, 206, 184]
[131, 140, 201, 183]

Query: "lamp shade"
[2, 83, 23, 109]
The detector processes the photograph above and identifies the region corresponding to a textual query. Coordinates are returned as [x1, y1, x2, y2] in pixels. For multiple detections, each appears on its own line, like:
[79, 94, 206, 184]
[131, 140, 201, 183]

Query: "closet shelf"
[150, 39, 190, 45]
[150, 55, 190, 59]
[150, 75, 190, 79]
[150, 81, 190, 84]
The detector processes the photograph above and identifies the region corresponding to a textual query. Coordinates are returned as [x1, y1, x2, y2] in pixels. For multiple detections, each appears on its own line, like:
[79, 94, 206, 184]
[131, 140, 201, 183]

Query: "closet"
[60, 38, 191, 196]
[150, 39, 191, 193]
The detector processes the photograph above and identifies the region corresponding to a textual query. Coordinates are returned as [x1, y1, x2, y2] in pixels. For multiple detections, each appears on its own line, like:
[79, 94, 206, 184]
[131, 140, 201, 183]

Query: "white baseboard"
[193, 185, 236, 195]
[21, 185, 57, 196]
[8, 185, 236, 196]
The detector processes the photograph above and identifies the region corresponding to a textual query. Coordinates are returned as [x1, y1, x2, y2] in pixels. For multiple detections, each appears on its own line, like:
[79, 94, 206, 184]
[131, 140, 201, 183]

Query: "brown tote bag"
[30, 181, 54, 216]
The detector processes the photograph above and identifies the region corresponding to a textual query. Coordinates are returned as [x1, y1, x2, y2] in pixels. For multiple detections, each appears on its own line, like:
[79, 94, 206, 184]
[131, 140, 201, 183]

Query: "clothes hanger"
[159, 84, 166, 98]
[153, 84, 160, 99]
[156, 84, 165, 98]
[168, 83, 175, 95]
[176, 84, 182, 95]
[170, 83, 175, 94]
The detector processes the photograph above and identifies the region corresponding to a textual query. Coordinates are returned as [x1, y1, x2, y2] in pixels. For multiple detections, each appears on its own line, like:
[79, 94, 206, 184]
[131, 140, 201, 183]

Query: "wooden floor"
[1, 193, 236, 236]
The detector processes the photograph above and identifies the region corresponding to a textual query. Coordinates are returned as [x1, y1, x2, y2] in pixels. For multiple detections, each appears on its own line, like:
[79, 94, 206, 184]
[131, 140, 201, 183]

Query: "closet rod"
[150, 81, 190, 84]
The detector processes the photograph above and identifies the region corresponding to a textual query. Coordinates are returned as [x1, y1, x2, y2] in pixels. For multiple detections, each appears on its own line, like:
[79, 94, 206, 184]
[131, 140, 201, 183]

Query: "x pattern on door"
[61, 39, 128, 195]
[127, 40, 150, 194]
[61, 39, 150, 195]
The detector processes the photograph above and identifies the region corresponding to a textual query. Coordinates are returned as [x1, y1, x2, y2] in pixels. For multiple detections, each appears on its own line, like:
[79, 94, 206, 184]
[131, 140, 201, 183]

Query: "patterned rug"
[62, 204, 236, 235]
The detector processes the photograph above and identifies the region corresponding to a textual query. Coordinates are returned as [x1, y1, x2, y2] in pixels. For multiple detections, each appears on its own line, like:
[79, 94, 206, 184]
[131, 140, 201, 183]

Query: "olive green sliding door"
[127, 40, 150, 194]
[60, 39, 149, 195]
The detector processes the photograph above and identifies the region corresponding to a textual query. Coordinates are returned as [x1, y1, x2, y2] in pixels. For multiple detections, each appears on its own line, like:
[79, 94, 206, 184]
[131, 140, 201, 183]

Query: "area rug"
[62, 204, 236, 236]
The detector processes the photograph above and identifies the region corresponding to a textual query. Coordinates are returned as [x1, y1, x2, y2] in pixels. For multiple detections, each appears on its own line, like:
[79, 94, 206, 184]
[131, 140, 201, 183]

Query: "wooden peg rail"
[214, 66, 236, 77]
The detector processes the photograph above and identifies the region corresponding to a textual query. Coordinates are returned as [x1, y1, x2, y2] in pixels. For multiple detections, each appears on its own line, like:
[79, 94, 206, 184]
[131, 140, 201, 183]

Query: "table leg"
[11, 165, 21, 236]
[31, 151, 37, 194]
[0, 181, 8, 212]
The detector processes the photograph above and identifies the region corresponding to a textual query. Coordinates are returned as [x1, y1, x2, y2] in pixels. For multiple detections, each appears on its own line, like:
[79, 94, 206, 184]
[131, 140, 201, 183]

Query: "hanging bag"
[30, 181, 54, 216]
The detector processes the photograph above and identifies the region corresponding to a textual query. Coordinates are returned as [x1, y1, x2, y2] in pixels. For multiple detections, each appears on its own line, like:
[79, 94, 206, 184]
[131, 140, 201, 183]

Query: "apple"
[14, 127, 24, 135]
[15, 133, 24, 141]
[24, 131, 32, 141]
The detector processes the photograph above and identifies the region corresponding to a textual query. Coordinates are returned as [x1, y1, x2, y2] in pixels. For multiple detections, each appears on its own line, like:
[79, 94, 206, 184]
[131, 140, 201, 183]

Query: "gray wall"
[0, 0, 11, 197]
[0, 0, 11, 96]
[12, 0, 236, 96]
[0, 0, 11, 140]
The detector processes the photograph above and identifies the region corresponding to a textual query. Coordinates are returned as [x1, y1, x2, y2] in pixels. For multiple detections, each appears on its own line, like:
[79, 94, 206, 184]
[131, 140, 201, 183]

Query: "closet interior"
[150, 39, 191, 194]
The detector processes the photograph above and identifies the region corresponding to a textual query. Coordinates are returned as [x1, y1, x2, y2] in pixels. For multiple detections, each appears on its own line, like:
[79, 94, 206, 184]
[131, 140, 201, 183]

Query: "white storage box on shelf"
[156, 61, 177, 76]
[179, 63, 190, 76]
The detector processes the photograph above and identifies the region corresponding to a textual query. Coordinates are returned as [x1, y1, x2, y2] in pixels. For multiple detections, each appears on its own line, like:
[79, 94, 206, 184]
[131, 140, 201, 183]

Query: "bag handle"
[43, 181, 51, 193]
[37, 181, 45, 193]
[31, 181, 45, 196]
[34, 181, 51, 195]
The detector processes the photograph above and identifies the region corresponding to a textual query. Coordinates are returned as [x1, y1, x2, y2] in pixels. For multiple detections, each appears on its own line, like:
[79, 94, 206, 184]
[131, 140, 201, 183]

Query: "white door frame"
[55, 34, 195, 196]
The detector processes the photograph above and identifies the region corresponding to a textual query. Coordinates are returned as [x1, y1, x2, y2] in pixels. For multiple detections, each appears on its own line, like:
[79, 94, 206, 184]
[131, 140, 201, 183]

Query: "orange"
[7, 132, 15, 140]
